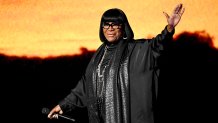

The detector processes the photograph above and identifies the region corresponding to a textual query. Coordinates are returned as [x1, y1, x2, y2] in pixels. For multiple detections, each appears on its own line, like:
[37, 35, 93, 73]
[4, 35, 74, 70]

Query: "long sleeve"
[130, 25, 175, 71]
[150, 25, 175, 59]
[58, 75, 87, 113]
[129, 26, 175, 123]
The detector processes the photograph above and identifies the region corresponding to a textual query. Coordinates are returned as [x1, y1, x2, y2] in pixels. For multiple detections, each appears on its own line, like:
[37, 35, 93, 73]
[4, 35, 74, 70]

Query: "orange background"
[0, 0, 217, 58]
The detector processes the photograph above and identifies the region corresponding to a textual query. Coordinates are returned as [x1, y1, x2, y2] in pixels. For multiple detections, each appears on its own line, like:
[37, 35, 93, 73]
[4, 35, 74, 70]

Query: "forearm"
[152, 25, 175, 47]
[58, 93, 79, 113]
[150, 25, 175, 59]
[58, 76, 87, 113]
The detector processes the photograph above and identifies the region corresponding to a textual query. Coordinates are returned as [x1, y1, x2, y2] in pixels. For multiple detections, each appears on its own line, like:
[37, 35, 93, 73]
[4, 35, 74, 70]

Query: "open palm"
[163, 3, 185, 28]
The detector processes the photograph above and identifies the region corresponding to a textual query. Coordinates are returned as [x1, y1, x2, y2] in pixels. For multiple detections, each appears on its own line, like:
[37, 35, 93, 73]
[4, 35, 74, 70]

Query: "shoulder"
[134, 38, 147, 42]
[130, 38, 151, 43]
[128, 38, 151, 46]
[127, 38, 152, 52]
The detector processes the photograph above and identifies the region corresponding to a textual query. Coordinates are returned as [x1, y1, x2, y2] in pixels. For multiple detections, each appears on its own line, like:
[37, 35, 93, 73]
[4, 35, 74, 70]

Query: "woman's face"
[103, 22, 123, 43]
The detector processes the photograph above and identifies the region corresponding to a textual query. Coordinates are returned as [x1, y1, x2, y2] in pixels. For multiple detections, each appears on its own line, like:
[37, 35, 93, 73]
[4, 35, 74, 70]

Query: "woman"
[48, 3, 185, 123]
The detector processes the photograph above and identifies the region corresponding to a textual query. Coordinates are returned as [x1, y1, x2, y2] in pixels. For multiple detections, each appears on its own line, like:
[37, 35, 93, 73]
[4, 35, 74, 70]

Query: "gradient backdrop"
[1, 1, 217, 123]
[0, 0, 218, 58]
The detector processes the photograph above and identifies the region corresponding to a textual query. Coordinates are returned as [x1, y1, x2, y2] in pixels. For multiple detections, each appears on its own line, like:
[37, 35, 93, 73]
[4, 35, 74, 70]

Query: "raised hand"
[163, 3, 185, 31]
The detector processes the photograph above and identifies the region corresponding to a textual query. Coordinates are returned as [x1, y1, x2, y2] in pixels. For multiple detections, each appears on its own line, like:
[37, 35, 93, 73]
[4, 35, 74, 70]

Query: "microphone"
[41, 107, 76, 122]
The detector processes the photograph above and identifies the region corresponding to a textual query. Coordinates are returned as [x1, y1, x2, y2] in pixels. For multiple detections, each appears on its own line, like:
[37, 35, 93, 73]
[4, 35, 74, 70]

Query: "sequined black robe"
[59, 26, 174, 123]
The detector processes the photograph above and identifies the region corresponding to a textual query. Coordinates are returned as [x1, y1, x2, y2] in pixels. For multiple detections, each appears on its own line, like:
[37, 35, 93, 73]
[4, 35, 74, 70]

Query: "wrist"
[167, 25, 174, 32]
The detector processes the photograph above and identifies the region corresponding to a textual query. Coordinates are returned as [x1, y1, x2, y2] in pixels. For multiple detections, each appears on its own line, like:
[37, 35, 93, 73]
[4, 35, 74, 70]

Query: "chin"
[107, 38, 118, 42]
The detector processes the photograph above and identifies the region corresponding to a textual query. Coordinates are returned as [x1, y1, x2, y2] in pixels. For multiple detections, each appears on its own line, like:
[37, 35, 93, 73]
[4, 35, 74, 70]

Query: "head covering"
[99, 8, 134, 42]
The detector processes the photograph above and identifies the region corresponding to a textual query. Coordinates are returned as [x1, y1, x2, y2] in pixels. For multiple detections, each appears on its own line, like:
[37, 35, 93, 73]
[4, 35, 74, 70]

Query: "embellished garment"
[96, 44, 117, 122]
[88, 39, 130, 123]
[59, 26, 174, 123]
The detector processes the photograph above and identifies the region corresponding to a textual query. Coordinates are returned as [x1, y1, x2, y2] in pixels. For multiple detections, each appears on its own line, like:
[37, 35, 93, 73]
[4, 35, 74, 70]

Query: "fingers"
[59, 110, 63, 114]
[47, 105, 62, 119]
[48, 110, 54, 119]
[179, 7, 185, 16]
[48, 111, 59, 119]
[173, 3, 185, 18]
[174, 3, 183, 14]
[52, 114, 59, 119]
[163, 11, 170, 19]
[173, 4, 180, 14]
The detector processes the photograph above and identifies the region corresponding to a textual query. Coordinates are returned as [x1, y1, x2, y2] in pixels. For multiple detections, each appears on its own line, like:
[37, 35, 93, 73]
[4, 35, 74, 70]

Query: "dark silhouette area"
[157, 30, 217, 123]
[0, 47, 95, 123]
[0, 31, 217, 122]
